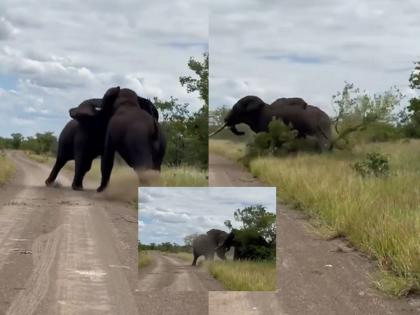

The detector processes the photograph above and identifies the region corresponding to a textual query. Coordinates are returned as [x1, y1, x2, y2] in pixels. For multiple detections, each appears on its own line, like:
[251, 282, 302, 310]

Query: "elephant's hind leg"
[45, 157, 68, 186]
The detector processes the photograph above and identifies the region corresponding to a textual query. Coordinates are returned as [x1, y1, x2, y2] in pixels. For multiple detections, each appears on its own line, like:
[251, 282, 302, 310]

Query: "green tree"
[179, 52, 208, 107]
[331, 82, 403, 148]
[10, 133, 23, 149]
[402, 61, 420, 137]
[225, 204, 276, 243]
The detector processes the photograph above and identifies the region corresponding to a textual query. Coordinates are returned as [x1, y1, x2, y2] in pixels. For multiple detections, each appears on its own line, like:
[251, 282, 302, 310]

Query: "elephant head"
[209, 96, 266, 137]
[137, 96, 159, 121]
[69, 98, 103, 122]
[101, 86, 121, 113]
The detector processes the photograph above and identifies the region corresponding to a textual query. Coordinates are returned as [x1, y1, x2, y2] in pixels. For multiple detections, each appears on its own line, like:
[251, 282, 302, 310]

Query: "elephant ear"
[244, 97, 264, 112]
[206, 229, 227, 247]
[69, 99, 101, 120]
[102, 86, 120, 112]
[137, 96, 159, 121]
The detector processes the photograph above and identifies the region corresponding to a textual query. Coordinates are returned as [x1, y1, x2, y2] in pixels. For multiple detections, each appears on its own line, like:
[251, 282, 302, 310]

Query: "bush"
[352, 152, 390, 177]
[247, 120, 318, 157]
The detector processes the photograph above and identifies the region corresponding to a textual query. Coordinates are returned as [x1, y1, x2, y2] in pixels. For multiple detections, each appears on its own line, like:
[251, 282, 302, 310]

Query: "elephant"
[45, 98, 106, 190]
[211, 95, 332, 150]
[217, 229, 274, 261]
[45, 94, 164, 191]
[96, 87, 165, 192]
[191, 229, 233, 266]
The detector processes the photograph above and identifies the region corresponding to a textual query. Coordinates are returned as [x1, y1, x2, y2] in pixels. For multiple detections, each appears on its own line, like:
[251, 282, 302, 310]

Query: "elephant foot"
[96, 185, 106, 193]
[45, 178, 54, 186]
[72, 184, 84, 191]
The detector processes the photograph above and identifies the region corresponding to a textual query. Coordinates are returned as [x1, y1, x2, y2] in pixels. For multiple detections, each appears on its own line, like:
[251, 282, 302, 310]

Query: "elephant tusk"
[209, 123, 227, 137]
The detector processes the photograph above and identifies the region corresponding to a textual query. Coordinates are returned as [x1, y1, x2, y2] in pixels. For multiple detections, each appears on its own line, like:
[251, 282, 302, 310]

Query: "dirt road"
[138, 251, 224, 292]
[136, 252, 223, 315]
[209, 154, 420, 315]
[0, 151, 138, 315]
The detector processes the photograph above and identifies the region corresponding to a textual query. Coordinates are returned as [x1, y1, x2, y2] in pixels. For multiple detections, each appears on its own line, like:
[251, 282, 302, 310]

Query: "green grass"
[172, 252, 193, 262]
[206, 260, 276, 291]
[0, 153, 15, 184]
[249, 140, 420, 296]
[160, 166, 208, 186]
[138, 250, 153, 268]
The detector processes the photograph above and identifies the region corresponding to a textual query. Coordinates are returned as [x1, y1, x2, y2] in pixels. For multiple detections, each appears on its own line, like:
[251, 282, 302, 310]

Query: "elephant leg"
[73, 157, 93, 190]
[72, 152, 89, 191]
[97, 141, 115, 193]
[192, 254, 198, 266]
[45, 157, 68, 186]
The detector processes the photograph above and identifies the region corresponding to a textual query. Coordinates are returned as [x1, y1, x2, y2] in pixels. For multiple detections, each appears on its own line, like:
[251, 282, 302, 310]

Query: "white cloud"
[0, 0, 207, 136]
[210, 0, 420, 114]
[138, 187, 276, 244]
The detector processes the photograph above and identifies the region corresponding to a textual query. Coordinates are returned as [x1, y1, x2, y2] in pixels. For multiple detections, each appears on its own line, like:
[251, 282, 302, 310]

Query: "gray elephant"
[191, 229, 233, 266]
[211, 95, 332, 150]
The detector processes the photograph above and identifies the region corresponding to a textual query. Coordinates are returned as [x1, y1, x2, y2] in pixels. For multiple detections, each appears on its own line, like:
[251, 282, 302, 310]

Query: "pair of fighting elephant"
[191, 229, 272, 266]
[45, 87, 165, 192]
[211, 95, 332, 150]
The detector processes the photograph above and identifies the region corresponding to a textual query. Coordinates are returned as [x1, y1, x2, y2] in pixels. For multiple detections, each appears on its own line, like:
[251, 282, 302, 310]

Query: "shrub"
[352, 152, 390, 177]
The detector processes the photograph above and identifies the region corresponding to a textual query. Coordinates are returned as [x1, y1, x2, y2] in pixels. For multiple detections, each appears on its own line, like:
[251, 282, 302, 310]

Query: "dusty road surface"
[138, 251, 224, 291]
[137, 251, 224, 314]
[209, 153, 420, 315]
[0, 151, 138, 315]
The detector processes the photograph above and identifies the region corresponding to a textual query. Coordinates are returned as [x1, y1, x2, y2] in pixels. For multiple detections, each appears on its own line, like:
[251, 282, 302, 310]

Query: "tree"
[225, 204, 276, 243]
[209, 105, 230, 127]
[402, 61, 420, 137]
[179, 52, 208, 107]
[10, 133, 23, 149]
[331, 82, 403, 148]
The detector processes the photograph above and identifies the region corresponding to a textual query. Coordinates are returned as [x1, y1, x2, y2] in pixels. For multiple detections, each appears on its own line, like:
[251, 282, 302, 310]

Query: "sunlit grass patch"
[249, 140, 420, 295]
[0, 153, 15, 185]
[209, 139, 246, 161]
[206, 260, 276, 291]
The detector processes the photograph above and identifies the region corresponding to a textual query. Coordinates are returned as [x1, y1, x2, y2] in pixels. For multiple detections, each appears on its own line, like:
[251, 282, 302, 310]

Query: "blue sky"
[0, 0, 207, 137]
[209, 0, 420, 114]
[138, 187, 276, 245]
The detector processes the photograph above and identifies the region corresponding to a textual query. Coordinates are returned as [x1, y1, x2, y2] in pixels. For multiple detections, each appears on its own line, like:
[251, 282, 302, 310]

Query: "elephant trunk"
[229, 125, 245, 136]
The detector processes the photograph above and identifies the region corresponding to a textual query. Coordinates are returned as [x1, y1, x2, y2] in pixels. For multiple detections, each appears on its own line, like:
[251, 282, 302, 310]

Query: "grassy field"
[209, 139, 247, 161]
[206, 260, 276, 291]
[168, 251, 276, 291]
[138, 250, 153, 268]
[0, 152, 15, 185]
[210, 139, 420, 296]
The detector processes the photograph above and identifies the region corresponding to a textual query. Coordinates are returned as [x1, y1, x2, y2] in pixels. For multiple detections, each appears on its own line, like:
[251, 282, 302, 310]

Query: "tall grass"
[206, 260, 276, 291]
[0, 153, 14, 184]
[138, 250, 153, 268]
[209, 140, 247, 161]
[250, 140, 420, 295]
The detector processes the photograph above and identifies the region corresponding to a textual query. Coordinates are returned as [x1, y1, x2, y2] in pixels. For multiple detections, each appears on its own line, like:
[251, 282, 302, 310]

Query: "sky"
[0, 0, 207, 136]
[209, 0, 420, 115]
[138, 187, 276, 245]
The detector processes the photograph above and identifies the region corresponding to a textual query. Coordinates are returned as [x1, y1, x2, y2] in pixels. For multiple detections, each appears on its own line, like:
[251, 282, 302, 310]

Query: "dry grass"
[0, 152, 15, 184]
[249, 140, 420, 295]
[206, 260, 276, 291]
[138, 250, 153, 268]
[209, 139, 246, 161]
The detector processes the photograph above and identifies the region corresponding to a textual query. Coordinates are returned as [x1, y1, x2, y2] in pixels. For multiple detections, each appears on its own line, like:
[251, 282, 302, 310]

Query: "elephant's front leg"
[97, 140, 115, 192]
